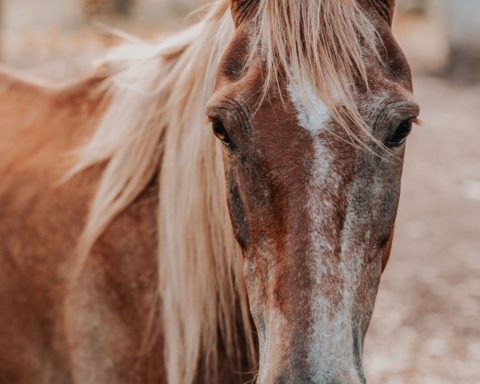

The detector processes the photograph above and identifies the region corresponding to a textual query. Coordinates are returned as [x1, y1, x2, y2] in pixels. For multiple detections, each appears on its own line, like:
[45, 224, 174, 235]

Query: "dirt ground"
[364, 75, 480, 384]
[363, 14, 480, 384]
[2, 2, 479, 383]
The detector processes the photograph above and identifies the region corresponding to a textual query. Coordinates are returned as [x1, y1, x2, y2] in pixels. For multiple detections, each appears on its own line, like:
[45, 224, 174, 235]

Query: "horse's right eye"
[212, 118, 234, 149]
[387, 118, 415, 148]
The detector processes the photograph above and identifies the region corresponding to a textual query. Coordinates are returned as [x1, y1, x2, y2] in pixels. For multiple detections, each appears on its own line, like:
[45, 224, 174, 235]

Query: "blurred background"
[1, 0, 479, 383]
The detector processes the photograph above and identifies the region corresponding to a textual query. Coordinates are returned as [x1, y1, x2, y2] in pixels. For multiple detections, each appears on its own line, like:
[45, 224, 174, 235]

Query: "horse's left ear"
[363, 0, 396, 26]
[230, 0, 258, 27]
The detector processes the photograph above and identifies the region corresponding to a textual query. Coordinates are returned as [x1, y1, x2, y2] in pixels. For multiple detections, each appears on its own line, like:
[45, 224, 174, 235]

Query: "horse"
[0, 0, 419, 383]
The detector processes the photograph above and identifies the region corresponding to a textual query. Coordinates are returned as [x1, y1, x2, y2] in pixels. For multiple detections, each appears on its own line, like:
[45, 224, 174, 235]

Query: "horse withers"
[0, 1, 419, 383]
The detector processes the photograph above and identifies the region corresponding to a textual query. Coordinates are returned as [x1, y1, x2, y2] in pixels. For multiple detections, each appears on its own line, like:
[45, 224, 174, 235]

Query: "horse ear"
[362, 0, 396, 26]
[230, 0, 258, 27]
[382, 0, 396, 25]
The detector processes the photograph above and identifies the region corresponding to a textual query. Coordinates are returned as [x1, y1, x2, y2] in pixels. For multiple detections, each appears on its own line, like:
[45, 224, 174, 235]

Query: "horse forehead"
[217, 26, 251, 81]
[287, 78, 331, 135]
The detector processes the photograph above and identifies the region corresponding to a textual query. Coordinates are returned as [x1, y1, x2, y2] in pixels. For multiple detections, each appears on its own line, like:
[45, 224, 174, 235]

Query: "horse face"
[207, 1, 418, 382]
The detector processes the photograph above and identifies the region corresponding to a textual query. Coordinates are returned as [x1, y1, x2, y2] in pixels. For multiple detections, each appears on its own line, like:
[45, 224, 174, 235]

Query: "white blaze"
[287, 80, 331, 134]
[287, 77, 362, 382]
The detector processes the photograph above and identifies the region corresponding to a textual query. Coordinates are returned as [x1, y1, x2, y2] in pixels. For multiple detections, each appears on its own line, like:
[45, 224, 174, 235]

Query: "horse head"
[207, 1, 419, 382]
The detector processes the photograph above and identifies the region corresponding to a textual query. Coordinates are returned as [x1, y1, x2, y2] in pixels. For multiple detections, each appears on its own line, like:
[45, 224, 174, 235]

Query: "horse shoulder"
[0, 64, 163, 383]
[65, 183, 164, 384]
[0, 68, 109, 269]
[0, 68, 110, 383]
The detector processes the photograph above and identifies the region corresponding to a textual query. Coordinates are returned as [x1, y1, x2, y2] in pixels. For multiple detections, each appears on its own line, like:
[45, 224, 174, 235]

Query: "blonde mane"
[73, 1, 379, 383]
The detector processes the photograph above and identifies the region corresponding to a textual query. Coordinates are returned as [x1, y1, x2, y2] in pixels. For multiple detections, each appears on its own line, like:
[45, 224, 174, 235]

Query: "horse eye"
[212, 118, 234, 148]
[388, 119, 414, 148]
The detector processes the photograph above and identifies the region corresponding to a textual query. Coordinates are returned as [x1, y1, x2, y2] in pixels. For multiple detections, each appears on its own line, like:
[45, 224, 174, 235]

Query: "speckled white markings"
[287, 76, 361, 382]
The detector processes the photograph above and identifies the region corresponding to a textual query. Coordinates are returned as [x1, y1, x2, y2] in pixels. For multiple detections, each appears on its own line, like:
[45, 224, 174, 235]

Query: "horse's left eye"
[212, 118, 234, 149]
[387, 119, 414, 148]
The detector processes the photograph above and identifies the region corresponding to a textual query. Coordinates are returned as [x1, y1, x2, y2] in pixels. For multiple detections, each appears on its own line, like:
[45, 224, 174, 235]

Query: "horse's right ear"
[368, 0, 396, 26]
[230, 0, 258, 27]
